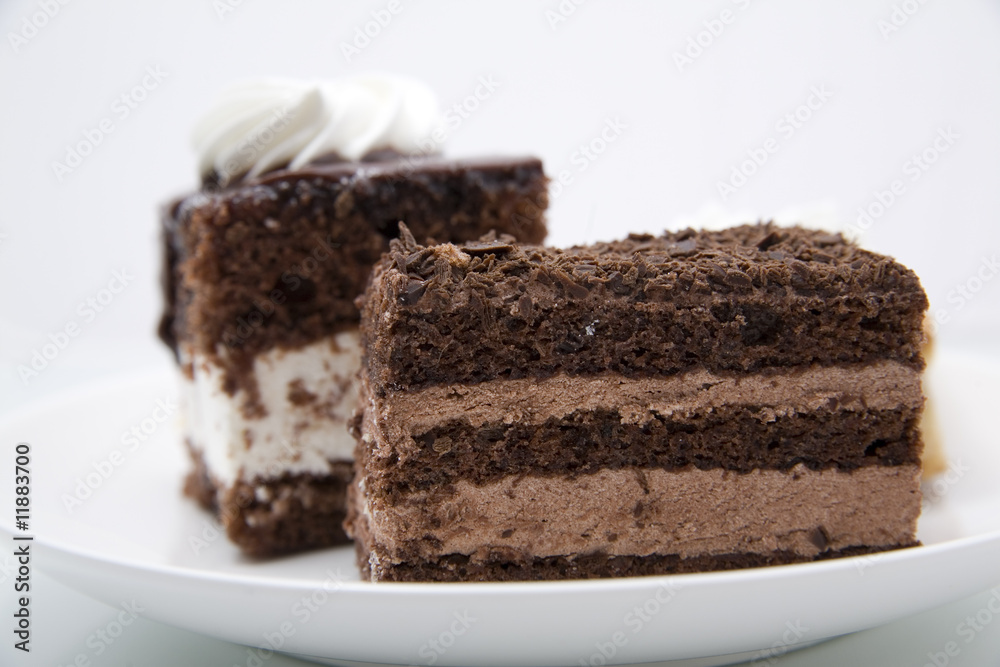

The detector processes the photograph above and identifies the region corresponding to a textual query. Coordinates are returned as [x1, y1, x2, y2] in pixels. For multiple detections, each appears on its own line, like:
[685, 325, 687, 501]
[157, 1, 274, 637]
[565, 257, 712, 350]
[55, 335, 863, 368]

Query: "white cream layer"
[181, 330, 360, 487]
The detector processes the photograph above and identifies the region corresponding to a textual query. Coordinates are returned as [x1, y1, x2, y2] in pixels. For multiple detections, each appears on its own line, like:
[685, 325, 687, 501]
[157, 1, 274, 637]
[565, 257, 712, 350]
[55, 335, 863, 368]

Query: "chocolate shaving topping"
[670, 239, 698, 255]
[360, 222, 928, 391]
[518, 294, 533, 318]
[397, 221, 417, 250]
[400, 279, 427, 305]
[725, 269, 753, 288]
[464, 240, 515, 256]
[813, 233, 843, 246]
[756, 230, 784, 252]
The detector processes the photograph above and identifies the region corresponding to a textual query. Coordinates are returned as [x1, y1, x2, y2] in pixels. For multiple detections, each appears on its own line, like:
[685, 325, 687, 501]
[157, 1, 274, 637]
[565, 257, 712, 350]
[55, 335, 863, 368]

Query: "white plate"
[2, 349, 999, 667]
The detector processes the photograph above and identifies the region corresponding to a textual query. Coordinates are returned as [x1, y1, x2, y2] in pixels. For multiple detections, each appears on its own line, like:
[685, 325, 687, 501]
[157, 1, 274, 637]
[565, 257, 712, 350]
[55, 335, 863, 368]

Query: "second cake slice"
[347, 223, 928, 582]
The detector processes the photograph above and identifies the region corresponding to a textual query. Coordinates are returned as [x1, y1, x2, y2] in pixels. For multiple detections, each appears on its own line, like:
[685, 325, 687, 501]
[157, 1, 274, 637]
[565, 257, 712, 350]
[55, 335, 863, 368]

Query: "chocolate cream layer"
[376, 359, 920, 431]
[359, 463, 921, 567]
[357, 360, 924, 496]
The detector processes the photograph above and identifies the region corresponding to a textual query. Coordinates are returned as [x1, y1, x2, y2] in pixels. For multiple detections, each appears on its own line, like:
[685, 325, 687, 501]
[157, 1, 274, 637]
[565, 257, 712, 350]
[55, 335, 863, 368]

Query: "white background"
[1, 0, 999, 665]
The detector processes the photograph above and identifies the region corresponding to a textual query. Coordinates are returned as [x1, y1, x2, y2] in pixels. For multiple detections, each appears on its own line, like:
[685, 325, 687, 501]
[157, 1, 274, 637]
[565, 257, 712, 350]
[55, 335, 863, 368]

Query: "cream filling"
[374, 360, 923, 436]
[181, 330, 360, 486]
[365, 361, 924, 465]
[366, 464, 921, 562]
[193, 75, 443, 182]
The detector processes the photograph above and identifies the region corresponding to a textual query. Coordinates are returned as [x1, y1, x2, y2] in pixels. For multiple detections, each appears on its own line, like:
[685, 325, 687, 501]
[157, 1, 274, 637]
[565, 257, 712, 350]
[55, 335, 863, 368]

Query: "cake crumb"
[436, 243, 471, 268]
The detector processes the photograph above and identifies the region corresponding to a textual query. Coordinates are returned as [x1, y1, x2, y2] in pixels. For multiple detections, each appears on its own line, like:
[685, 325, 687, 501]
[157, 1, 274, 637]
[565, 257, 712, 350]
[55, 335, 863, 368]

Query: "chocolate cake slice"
[346, 223, 928, 581]
[158, 76, 547, 557]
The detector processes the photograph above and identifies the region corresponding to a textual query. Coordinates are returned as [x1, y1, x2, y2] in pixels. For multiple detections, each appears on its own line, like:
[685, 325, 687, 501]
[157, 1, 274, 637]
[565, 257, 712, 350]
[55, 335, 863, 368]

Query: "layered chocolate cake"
[158, 76, 547, 556]
[347, 223, 928, 581]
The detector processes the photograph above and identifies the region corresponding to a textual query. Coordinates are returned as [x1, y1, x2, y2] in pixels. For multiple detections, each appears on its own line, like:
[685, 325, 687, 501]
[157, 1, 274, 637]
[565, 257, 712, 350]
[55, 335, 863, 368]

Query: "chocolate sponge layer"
[355, 545, 917, 583]
[184, 442, 354, 557]
[363, 404, 922, 498]
[361, 224, 927, 393]
[159, 155, 548, 398]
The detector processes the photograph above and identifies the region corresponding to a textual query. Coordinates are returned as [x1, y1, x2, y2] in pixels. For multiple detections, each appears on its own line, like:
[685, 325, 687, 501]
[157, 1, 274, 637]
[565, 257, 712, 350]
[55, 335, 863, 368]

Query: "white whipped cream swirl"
[193, 74, 443, 183]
